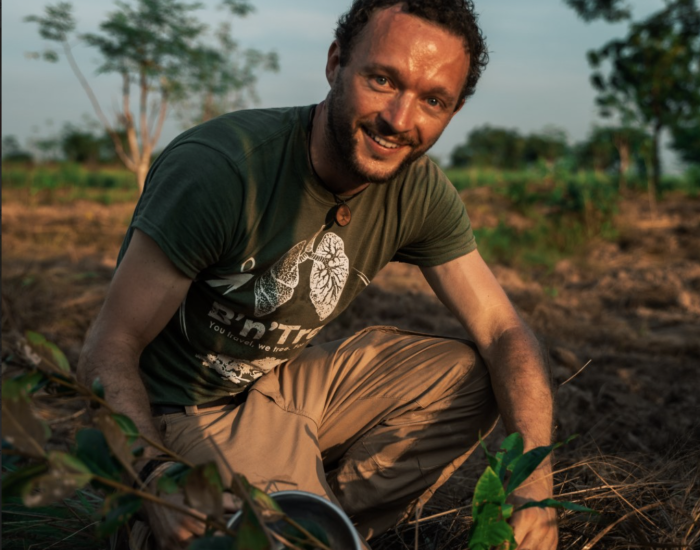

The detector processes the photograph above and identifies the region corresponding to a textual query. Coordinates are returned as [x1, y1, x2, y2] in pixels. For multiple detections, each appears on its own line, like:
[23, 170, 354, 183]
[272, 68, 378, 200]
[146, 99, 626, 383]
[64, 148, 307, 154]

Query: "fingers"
[511, 507, 558, 550]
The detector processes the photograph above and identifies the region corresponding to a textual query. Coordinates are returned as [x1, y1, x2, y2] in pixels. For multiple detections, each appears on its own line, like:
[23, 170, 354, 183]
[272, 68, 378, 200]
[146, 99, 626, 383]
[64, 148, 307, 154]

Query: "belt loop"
[184, 405, 198, 416]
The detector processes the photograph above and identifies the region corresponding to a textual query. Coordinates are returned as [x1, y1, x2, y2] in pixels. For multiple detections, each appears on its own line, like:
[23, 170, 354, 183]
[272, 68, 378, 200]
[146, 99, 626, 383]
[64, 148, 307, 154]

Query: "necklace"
[307, 105, 365, 228]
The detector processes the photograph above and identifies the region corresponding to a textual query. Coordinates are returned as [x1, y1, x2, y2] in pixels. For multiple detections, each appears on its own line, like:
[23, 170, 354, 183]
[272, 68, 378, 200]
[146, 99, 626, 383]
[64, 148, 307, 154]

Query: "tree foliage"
[450, 125, 569, 169]
[587, 0, 700, 205]
[25, 0, 278, 191]
[564, 0, 631, 23]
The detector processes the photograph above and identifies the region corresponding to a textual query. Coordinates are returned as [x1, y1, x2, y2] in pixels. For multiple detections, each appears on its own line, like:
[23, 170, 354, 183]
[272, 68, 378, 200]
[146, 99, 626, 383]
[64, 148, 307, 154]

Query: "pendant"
[335, 203, 351, 227]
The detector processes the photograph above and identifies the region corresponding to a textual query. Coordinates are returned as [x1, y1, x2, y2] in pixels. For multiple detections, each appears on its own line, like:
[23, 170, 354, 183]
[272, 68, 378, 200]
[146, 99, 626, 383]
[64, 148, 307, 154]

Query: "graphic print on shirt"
[254, 226, 349, 321]
[196, 352, 286, 385]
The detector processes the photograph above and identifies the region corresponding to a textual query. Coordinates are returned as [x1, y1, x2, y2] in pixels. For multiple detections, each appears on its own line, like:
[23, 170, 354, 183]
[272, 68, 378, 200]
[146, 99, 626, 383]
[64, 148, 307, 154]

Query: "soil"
[2, 187, 699, 548]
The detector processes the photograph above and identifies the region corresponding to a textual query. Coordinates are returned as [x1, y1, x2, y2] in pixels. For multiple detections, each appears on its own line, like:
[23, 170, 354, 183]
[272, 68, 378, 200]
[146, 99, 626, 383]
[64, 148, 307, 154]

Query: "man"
[78, 0, 557, 548]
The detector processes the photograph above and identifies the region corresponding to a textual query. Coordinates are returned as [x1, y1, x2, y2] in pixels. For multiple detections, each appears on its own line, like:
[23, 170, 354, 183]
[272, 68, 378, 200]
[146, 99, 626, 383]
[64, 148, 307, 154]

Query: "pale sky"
[2, 0, 677, 167]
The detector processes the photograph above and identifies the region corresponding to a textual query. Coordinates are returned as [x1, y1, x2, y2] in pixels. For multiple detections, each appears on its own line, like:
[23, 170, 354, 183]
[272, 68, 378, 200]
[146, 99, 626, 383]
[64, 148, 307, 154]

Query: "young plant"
[1, 331, 330, 550]
[468, 432, 596, 550]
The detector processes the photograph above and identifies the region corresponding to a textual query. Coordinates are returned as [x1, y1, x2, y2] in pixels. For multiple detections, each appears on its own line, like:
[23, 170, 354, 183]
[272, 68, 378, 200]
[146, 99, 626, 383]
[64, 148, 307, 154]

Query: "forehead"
[350, 6, 470, 76]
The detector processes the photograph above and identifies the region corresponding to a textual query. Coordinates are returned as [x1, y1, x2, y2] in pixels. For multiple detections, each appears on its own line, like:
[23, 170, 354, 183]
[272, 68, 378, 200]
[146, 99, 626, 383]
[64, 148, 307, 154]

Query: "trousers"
[155, 326, 499, 540]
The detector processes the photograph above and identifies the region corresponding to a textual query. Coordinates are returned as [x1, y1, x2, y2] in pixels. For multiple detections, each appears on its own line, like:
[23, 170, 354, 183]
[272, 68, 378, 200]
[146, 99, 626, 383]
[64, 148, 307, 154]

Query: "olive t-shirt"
[119, 105, 477, 405]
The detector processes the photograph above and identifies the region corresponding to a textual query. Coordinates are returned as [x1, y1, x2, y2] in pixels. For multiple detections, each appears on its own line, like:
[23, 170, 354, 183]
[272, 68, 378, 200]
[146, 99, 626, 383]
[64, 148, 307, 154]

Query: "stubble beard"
[324, 73, 436, 185]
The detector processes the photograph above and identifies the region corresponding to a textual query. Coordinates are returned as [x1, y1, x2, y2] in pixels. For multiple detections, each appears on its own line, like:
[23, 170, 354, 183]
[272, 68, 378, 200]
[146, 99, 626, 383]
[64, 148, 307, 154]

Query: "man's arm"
[421, 250, 557, 549]
[78, 229, 211, 548]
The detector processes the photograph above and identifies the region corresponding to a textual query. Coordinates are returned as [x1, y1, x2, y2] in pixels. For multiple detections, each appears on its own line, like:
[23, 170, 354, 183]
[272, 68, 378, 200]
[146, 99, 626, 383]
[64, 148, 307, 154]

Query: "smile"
[363, 127, 401, 150]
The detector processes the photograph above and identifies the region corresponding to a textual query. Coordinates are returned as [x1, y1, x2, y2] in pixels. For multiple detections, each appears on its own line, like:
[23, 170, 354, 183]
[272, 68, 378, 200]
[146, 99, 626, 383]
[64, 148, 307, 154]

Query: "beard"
[324, 72, 437, 184]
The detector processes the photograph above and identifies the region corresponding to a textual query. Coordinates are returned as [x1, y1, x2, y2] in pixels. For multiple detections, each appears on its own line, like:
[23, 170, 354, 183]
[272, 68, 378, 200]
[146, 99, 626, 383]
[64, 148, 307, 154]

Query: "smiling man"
[79, 1, 557, 549]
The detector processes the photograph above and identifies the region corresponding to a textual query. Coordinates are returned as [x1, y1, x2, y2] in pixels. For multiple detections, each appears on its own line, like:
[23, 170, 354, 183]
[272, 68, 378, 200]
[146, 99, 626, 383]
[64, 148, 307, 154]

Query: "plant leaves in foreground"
[469, 502, 515, 550]
[95, 411, 138, 481]
[2, 382, 49, 458]
[25, 330, 71, 373]
[184, 462, 224, 520]
[515, 497, 598, 514]
[97, 493, 142, 537]
[23, 452, 93, 507]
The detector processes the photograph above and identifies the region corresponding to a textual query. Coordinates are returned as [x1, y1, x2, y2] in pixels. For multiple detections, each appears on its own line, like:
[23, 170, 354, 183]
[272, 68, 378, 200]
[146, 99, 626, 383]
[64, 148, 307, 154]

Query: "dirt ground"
[2, 187, 699, 548]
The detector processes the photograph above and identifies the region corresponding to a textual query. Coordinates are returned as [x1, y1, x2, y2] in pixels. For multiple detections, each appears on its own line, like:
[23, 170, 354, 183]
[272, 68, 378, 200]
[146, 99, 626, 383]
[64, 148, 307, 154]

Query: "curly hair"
[334, 0, 489, 105]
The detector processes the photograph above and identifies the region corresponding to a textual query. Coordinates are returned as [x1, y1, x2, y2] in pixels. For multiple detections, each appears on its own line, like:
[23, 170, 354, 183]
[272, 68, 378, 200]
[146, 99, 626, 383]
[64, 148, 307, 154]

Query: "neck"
[309, 100, 370, 197]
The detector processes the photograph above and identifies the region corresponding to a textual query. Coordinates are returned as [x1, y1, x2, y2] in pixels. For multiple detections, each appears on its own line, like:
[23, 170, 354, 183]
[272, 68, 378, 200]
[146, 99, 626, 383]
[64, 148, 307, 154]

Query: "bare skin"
[79, 5, 556, 549]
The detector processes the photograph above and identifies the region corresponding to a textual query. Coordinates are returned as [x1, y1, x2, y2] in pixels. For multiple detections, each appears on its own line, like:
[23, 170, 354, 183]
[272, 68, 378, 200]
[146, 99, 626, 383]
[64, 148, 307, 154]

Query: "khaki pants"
[156, 326, 498, 540]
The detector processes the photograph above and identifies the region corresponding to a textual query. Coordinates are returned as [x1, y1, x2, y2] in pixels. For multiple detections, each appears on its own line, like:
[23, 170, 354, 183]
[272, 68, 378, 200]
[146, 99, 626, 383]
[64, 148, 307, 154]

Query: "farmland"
[2, 163, 699, 548]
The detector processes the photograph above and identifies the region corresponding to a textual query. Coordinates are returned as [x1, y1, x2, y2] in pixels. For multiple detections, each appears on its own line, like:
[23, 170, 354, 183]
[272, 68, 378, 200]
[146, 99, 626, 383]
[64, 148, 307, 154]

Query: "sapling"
[468, 432, 596, 549]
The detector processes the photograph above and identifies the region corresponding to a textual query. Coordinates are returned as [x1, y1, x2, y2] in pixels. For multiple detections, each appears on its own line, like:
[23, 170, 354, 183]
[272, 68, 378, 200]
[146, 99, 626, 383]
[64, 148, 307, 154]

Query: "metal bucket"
[227, 490, 362, 550]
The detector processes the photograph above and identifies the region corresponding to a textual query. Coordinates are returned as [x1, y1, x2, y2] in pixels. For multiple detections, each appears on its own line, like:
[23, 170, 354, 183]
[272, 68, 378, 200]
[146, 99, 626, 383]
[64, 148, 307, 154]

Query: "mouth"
[362, 126, 403, 150]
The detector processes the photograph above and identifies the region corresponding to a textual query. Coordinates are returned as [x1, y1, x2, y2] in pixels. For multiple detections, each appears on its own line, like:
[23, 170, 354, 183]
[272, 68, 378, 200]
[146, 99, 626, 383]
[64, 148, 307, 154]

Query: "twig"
[582, 501, 664, 550]
[559, 360, 593, 387]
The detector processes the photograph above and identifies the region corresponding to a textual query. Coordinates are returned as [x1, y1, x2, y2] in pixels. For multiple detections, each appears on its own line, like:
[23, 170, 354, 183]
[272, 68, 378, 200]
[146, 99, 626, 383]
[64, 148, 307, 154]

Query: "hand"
[144, 492, 207, 550]
[508, 498, 558, 550]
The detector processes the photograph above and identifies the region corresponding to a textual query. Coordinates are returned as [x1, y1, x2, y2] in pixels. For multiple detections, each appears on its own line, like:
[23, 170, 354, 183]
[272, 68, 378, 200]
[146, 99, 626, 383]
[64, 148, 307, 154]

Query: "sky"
[1, 0, 679, 168]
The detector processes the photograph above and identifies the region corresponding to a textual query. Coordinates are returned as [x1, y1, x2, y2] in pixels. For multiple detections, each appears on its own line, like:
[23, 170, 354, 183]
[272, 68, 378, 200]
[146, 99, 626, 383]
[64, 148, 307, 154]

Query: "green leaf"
[469, 502, 516, 549]
[2, 463, 49, 502]
[95, 411, 138, 480]
[507, 435, 578, 496]
[97, 494, 142, 537]
[472, 466, 506, 508]
[25, 331, 71, 373]
[75, 428, 123, 481]
[515, 498, 598, 514]
[112, 413, 139, 445]
[184, 462, 224, 520]
[501, 502, 514, 520]
[23, 452, 93, 507]
[234, 503, 271, 550]
[91, 377, 105, 399]
[478, 434, 498, 472]
[2, 388, 49, 458]
[495, 432, 524, 482]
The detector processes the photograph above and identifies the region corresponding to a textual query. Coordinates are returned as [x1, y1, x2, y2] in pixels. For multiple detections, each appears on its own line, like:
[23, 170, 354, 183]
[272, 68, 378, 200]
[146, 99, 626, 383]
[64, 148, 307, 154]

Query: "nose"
[380, 92, 416, 135]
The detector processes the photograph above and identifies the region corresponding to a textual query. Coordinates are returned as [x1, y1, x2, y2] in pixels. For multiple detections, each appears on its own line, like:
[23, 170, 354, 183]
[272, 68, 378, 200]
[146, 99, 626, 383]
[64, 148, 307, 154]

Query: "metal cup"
[227, 490, 362, 550]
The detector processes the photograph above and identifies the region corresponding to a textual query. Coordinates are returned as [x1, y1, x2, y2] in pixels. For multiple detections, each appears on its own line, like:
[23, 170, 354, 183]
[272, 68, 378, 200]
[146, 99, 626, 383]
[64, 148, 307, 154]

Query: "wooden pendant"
[335, 203, 351, 226]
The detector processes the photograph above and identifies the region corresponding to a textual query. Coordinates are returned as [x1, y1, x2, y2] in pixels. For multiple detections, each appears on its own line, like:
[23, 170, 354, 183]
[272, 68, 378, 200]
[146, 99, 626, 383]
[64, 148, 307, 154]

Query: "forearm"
[481, 323, 554, 497]
[78, 325, 164, 459]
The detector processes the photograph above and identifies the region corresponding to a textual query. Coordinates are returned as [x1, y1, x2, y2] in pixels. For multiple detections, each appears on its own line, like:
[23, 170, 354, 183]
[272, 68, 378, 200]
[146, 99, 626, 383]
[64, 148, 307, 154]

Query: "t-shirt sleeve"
[392, 168, 477, 267]
[129, 142, 243, 279]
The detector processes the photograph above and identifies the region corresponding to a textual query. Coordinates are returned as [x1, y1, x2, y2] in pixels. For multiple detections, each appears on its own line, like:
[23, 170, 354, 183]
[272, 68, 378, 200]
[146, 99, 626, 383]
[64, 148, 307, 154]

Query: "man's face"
[325, 6, 470, 184]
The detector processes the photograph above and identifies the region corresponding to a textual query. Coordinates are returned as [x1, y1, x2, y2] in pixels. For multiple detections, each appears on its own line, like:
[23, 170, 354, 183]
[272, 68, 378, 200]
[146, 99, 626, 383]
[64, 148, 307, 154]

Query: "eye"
[372, 75, 389, 87]
[426, 97, 443, 109]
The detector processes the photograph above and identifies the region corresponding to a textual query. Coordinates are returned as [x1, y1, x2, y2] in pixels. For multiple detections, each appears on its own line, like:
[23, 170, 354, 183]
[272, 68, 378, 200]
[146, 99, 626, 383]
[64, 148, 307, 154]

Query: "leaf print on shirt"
[309, 233, 349, 320]
[253, 227, 349, 321]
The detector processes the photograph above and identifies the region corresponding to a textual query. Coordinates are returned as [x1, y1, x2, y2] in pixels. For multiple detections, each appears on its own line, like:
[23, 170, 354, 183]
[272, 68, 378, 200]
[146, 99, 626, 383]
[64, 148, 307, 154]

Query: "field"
[2, 165, 699, 549]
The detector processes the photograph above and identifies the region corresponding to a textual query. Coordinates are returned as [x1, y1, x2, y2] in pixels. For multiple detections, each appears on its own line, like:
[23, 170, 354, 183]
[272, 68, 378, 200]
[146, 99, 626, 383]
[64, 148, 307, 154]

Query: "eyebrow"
[363, 62, 458, 105]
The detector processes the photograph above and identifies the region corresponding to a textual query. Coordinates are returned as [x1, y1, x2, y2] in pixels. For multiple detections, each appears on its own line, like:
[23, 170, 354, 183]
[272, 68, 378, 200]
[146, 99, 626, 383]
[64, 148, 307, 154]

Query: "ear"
[326, 40, 342, 86]
[452, 97, 466, 115]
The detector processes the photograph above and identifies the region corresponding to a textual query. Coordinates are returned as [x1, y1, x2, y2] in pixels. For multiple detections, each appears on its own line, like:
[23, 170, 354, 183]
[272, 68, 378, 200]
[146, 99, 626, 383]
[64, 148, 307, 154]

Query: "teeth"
[366, 129, 400, 149]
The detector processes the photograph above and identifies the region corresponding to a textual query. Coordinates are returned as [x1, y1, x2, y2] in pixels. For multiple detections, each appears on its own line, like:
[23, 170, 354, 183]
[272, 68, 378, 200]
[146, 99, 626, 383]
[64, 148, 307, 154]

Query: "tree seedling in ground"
[468, 432, 597, 549]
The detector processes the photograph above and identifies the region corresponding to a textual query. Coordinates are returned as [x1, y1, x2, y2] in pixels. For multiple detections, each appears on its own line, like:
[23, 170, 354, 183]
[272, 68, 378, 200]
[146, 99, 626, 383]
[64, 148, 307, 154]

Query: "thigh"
[251, 325, 492, 465]
[157, 391, 333, 498]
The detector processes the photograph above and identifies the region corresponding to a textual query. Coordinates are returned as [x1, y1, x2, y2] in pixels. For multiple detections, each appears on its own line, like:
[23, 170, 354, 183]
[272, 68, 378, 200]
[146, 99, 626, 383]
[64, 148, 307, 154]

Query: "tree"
[564, 0, 631, 22]
[671, 123, 700, 166]
[522, 126, 569, 167]
[587, 0, 700, 210]
[575, 125, 649, 190]
[1, 136, 34, 164]
[178, 21, 279, 126]
[26, 1, 278, 191]
[450, 125, 524, 169]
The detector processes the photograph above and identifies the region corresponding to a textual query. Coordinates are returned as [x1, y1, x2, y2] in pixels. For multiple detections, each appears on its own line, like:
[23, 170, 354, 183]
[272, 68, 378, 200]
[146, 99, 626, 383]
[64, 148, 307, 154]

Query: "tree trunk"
[617, 141, 630, 194]
[136, 161, 149, 193]
[648, 126, 661, 218]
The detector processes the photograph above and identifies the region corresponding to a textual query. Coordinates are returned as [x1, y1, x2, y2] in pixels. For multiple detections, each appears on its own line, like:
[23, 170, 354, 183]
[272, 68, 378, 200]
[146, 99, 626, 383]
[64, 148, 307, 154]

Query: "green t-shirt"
[119, 105, 477, 405]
